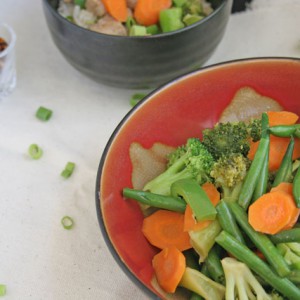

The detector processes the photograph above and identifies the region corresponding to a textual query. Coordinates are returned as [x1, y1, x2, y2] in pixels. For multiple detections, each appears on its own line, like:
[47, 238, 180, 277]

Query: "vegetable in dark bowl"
[42, 0, 232, 88]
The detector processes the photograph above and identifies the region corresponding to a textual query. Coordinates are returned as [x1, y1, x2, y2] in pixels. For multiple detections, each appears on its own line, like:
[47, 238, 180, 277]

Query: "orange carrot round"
[142, 210, 191, 251]
[267, 111, 299, 127]
[134, 0, 172, 26]
[271, 182, 300, 229]
[102, 0, 128, 22]
[249, 190, 298, 234]
[201, 182, 221, 206]
[152, 246, 186, 293]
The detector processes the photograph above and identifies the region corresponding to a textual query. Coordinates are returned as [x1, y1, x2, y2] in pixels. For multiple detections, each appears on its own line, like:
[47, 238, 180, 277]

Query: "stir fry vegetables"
[122, 110, 300, 299]
[58, 0, 214, 36]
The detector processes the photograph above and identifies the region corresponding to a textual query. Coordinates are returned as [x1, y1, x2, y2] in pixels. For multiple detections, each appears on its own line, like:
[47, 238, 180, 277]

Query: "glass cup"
[0, 23, 16, 99]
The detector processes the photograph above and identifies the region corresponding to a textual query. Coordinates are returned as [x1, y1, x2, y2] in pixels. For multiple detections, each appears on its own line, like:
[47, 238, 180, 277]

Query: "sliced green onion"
[129, 25, 147, 36]
[66, 16, 74, 22]
[61, 162, 75, 178]
[130, 93, 146, 107]
[61, 216, 74, 230]
[126, 16, 136, 31]
[0, 284, 6, 296]
[146, 24, 160, 35]
[28, 144, 43, 159]
[183, 14, 203, 26]
[35, 106, 53, 121]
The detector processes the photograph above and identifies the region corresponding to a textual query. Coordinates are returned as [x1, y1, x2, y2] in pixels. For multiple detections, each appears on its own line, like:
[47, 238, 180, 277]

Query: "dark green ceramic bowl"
[42, 0, 233, 89]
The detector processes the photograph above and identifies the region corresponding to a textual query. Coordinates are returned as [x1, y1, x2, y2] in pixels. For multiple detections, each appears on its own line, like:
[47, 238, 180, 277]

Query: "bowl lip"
[95, 56, 300, 298]
[43, 0, 230, 40]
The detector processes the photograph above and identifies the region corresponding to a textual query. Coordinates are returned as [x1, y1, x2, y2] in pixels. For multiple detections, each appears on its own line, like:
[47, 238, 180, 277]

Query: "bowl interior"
[96, 58, 300, 298]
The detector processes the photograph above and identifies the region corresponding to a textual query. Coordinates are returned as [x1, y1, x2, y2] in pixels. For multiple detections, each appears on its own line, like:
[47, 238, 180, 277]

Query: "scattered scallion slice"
[130, 93, 146, 107]
[61, 162, 75, 178]
[35, 106, 53, 121]
[61, 216, 74, 230]
[28, 144, 43, 160]
[74, 0, 85, 8]
[126, 16, 136, 31]
[0, 284, 6, 296]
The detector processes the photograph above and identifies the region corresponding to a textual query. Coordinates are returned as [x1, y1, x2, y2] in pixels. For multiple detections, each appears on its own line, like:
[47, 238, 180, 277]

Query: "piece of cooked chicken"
[89, 15, 127, 36]
[85, 0, 106, 17]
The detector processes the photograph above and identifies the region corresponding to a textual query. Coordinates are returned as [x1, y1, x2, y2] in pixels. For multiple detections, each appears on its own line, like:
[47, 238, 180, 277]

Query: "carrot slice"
[134, 0, 172, 26]
[142, 210, 191, 251]
[271, 182, 300, 230]
[102, 0, 128, 22]
[267, 111, 299, 127]
[152, 246, 186, 293]
[183, 182, 220, 232]
[249, 190, 298, 234]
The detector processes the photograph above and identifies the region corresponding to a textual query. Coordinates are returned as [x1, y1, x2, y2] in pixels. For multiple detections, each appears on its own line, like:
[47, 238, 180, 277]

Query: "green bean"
[215, 231, 300, 300]
[273, 136, 295, 187]
[122, 188, 186, 212]
[238, 113, 270, 210]
[270, 228, 300, 244]
[295, 128, 300, 138]
[189, 293, 204, 300]
[216, 200, 246, 244]
[252, 147, 269, 201]
[229, 202, 291, 277]
[205, 245, 225, 284]
[269, 125, 300, 137]
[293, 165, 300, 208]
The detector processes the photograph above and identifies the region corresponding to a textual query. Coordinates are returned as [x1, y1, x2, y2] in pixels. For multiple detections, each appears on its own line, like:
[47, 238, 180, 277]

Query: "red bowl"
[96, 57, 300, 298]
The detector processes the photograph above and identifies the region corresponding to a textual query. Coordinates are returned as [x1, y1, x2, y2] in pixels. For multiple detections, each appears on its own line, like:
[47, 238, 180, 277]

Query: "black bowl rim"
[43, 0, 230, 40]
[95, 56, 300, 299]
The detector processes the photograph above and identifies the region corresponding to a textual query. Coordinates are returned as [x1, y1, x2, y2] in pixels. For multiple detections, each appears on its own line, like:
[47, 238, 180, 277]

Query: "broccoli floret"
[247, 118, 262, 142]
[210, 153, 251, 202]
[202, 122, 251, 160]
[143, 138, 214, 196]
[221, 257, 272, 300]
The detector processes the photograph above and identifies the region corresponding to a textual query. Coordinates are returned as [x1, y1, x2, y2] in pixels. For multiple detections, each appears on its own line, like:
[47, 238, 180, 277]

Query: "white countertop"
[1, 0, 300, 299]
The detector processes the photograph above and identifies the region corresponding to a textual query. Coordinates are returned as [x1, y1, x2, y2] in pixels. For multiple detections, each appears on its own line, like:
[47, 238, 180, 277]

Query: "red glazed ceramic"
[96, 58, 300, 298]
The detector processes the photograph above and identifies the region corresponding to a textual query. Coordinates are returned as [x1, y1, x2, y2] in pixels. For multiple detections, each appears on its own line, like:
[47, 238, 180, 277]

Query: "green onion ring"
[0, 284, 6, 296]
[28, 144, 43, 159]
[61, 216, 74, 230]
[35, 106, 53, 121]
[61, 162, 75, 178]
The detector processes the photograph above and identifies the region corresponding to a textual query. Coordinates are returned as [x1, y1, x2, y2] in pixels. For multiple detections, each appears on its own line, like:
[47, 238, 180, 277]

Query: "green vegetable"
[221, 257, 271, 300]
[122, 188, 186, 212]
[183, 14, 203, 26]
[238, 113, 270, 209]
[0, 284, 6, 296]
[189, 219, 222, 262]
[179, 267, 225, 300]
[216, 200, 245, 244]
[189, 293, 204, 300]
[205, 245, 225, 284]
[269, 124, 300, 137]
[146, 24, 159, 35]
[277, 243, 300, 270]
[129, 25, 147, 36]
[215, 231, 300, 300]
[61, 216, 74, 230]
[229, 202, 291, 277]
[28, 144, 43, 159]
[270, 229, 300, 244]
[272, 136, 294, 187]
[61, 162, 75, 178]
[183, 249, 200, 270]
[293, 162, 300, 207]
[74, 0, 85, 9]
[173, 0, 187, 7]
[159, 8, 185, 33]
[210, 153, 250, 202]
[130, 93, 146, 107]
[35, 106, 52, 121]
[143, 138, 214, 195]
[126, 16, 136, 31]
[171, 179, 217, 221]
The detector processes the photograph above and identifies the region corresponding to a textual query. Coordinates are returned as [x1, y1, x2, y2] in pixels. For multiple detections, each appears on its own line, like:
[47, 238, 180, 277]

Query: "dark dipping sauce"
[0, 37, 8, 52]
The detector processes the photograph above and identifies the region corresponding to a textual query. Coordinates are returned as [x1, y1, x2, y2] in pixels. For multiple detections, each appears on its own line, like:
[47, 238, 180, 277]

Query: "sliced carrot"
[152, 246, 186, 293]
[102, 0, 128, 22]
[183, 182, 220, 232]
[142, 210, 191, 251]
[267, 111, 299, 127]
[248, 190, 298, 234]
[271, 182, 300, 230]
[184, 204, 212, 232]
[134, 0, 172, 26]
